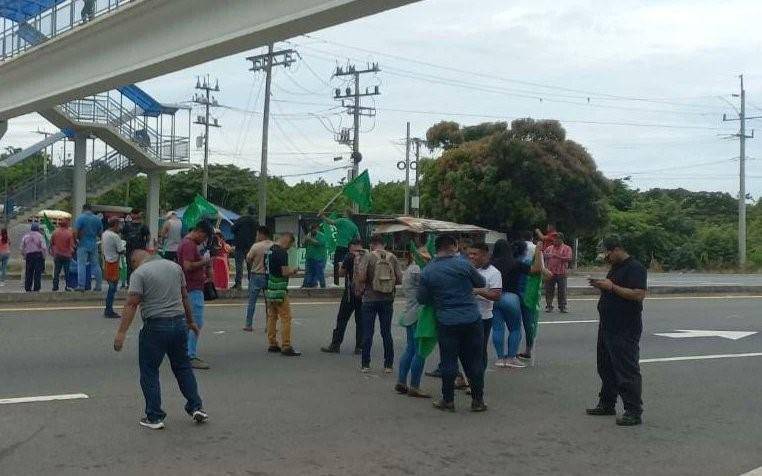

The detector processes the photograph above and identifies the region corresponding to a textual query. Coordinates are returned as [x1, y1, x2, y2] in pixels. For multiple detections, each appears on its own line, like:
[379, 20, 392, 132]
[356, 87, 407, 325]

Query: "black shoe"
[353, 347, 362, 355]
[139, 418, 165, 430]
[517, 353, 532, 361]
[394, 383, 408, 394]
[545, 306, 553, 313]
[268, 345, 282, 353]
[192, 410, 209, 424]
[471, 400, 488, 412]
[104, 311, 121, 319]
[321, 345, 340, 354]
[281, 346, 302, 357]
[432, 399, 455, 412]
[586, 405, 616, 416]
[616, 413, 642, 426]
[560, 308, 569, 314]
[425, 369, 442, 378]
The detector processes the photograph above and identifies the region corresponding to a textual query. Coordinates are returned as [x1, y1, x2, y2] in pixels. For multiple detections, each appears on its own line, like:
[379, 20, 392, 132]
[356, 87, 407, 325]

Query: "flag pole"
[319, 189, 344, 216]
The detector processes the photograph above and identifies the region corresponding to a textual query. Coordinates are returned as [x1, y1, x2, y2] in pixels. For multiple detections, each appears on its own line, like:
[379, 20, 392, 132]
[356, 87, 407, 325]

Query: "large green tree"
[420, 118, 610, 235]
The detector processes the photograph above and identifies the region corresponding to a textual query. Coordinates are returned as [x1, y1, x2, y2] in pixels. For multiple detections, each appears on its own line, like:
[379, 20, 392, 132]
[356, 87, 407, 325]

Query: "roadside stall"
[367, 216, 491, 259]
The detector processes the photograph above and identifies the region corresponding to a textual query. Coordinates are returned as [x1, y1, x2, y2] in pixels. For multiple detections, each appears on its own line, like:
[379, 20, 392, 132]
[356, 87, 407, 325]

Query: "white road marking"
[640, 352, 762, 364]
[740, 466, 762, 476]
[0, 393, 89, 405]
[541, 319, 598, 325]
[654, 329, 757, 340]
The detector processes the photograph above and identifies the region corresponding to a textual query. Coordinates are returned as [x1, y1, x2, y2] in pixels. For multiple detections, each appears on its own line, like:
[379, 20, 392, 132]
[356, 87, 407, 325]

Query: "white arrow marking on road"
[654, 329, 757, 340]
[0, 393, 89, 405]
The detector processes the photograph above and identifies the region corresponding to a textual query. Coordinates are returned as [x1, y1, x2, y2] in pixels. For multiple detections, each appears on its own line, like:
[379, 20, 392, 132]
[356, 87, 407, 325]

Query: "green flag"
[319, 222, 338, 255]
[522, 265, 543, 345]
[41, 213, 55, 246]
[182, 194, 218, 231]
[342, 170, 372, 212]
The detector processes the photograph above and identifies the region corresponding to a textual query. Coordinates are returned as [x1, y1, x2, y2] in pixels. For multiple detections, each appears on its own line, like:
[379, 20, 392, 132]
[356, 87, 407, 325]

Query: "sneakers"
[190, 357, 210, 370]
[384, 367, 393, 374]
[267, 345, 282, 353]
[139, 418, 165, 430]
[616, 413, 643, 426]
[470, 400, 488, 412]
[559, 308, 569, 314]
[505, 358, 527, 369]
[320, 345, 340, 354]
[192, 410, 209, 424]
[407, 388, 432, 399]
[545, 306, 553, 313]
[517, 352, 532, 361]
[361, 366, 371, 373]
[432, 399, 455, 412]
[394, 383, 408, 394]
[104, 311, 121, 319]
[425, 369, 442, 378]
[242, 326, 253, 332]
[586, 405, 616, 416]
[281, 346, 302, 357]
[495, 360, 508, 368]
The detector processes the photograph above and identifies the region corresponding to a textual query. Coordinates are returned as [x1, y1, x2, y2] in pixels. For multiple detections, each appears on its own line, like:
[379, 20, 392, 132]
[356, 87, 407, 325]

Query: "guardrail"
[1, 0, 136, 61]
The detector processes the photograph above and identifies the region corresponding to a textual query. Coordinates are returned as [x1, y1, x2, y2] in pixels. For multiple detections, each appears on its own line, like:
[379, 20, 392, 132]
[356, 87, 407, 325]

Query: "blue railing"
[1, 0, 135, 61]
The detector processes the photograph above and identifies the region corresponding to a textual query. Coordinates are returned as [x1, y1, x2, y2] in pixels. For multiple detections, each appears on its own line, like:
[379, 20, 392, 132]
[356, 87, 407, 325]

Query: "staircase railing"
[58, 93, 190, 164]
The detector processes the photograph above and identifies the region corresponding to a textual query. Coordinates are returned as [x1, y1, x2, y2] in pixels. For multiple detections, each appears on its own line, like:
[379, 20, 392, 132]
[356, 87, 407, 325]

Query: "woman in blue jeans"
[491, 239, 543, 368]
[394, 250, 431, 398]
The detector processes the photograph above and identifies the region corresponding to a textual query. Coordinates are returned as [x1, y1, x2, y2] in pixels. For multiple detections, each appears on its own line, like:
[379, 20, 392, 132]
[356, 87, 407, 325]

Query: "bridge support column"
[0, 120, 6, 141]
[146, 171, 161, 250]
[72, 135, 87, 220]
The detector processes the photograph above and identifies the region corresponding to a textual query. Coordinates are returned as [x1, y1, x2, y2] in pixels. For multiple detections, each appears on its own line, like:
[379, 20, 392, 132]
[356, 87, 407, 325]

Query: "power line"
[276, 165, 350, 178]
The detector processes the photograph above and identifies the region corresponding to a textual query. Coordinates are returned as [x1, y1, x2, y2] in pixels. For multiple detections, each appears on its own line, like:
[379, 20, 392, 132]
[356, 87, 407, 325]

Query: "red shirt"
[177, 238, 206, 291]
[51, 227, 75, 258]
[544, 243, 573, 276]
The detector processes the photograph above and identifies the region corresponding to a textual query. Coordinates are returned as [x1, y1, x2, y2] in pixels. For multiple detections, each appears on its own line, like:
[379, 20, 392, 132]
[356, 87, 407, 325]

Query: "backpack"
[352, 249, 369, 297]
[371, 250, 396, 294]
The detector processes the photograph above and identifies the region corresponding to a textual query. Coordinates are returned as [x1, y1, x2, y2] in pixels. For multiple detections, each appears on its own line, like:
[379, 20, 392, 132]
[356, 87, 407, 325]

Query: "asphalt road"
[1, 296, 762, 475]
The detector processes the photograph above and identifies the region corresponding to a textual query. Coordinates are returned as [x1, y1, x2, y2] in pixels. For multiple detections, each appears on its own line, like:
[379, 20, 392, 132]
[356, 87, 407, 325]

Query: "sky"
[4, 0, 762, 198]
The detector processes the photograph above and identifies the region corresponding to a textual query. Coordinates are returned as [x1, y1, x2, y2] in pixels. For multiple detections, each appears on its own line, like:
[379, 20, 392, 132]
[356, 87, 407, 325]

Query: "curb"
[1, 285, 761, 304]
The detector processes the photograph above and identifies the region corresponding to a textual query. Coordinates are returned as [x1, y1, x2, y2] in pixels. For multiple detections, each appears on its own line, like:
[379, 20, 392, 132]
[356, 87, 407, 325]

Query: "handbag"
[203, 281, 218, 301]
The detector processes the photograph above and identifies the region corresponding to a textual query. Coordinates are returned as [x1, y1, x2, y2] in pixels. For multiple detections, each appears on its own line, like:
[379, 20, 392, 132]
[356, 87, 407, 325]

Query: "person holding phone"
[587, 235, 647, 427]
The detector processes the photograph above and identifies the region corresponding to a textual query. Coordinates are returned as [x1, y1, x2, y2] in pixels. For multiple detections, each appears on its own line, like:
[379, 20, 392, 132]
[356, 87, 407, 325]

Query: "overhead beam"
[0, 0, 419, 121]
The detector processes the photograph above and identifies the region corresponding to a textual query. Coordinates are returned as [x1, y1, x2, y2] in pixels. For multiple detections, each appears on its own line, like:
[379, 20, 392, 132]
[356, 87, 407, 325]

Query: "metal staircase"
[6, 149, 137, 225]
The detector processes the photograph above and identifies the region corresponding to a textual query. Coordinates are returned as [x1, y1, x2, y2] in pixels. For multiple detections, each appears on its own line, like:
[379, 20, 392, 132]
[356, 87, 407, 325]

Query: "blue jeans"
[139, 318, 203, 423]
[492, 292, 523, 359]
[361, 300, 394, 368]
[244, 274, 267, 327]
[303, 258, 326, 288]
[52, 257, 71, 291]
[398, 324, 425, 388]
[77, 246, 102, 291]
[105, 281, 118, 314]
[187, 290, 205, 358]
[0, 253, 8, 281]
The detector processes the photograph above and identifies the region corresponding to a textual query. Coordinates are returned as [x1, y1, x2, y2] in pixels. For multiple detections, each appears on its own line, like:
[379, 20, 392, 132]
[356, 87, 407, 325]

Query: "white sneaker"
[361, 367, 371, 373]
[506, 358, 527, 369]
[192, 410, 209, 424]
[495, 360, 507, 368]
[139, 418, 165, 430]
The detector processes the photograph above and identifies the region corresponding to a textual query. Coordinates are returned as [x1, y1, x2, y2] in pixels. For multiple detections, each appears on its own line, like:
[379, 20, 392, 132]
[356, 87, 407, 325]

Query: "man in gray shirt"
[113, 250, 208, 430]
[356, 235, 402, 373]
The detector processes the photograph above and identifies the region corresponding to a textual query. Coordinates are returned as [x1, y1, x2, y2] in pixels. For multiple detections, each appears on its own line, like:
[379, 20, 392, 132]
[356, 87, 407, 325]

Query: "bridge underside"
[0, 0, 419, 120]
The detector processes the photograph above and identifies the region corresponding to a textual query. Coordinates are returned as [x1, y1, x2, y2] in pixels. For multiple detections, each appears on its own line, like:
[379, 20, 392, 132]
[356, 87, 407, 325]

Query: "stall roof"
[368, 216, 489, 234]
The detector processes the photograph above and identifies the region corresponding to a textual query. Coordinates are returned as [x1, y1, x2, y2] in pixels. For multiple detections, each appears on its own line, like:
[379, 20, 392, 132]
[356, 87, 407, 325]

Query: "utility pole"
[723, 74, 762, 267]
[33, 129, 53, 179]
[248, 44, 297, 225]
[413, 138, 422, 217]
[193, 75, 222, 199]
[398, 122, 411, 215]
[334, 62, 381, 212]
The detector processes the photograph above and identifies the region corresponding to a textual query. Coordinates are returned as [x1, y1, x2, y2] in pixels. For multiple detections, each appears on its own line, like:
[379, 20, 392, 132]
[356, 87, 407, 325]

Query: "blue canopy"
[118, 84, 165, 117]
[0, 0, 65, 23]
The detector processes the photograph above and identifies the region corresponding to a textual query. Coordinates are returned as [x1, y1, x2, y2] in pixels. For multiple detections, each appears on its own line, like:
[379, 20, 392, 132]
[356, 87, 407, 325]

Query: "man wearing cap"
[587, 235, 647, 427]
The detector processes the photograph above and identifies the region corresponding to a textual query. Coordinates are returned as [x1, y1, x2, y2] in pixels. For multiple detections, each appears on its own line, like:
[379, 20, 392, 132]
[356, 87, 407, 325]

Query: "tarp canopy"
[0, 0, 65, 23]
[118, 84, 170, 117]
[369, 216, 489, 235]
[175, 202, 240, 226]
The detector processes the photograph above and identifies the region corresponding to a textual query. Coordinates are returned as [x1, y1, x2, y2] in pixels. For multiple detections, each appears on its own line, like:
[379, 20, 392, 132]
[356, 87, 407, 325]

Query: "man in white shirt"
[160, 211, 183, 263]
[102, 218, 126, 318]
[469, 242, 502, 371]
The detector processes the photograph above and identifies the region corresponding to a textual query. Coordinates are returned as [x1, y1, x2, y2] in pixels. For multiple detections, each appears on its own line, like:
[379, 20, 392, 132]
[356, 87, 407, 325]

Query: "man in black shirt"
[587, 235, 647, 426]
[321, 239, 364, 354]
[265, 232, 300, 357]
[232, 205, 258, 289]
[123, 211, 150, 283]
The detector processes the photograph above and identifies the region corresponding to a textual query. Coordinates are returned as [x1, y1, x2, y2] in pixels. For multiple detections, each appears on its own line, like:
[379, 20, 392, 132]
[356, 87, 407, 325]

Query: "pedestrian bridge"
[0, 0, 419, 121]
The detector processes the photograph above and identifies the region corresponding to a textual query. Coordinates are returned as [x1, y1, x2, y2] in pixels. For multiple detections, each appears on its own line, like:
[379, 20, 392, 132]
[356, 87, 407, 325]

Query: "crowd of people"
[3, 203, 649, 428]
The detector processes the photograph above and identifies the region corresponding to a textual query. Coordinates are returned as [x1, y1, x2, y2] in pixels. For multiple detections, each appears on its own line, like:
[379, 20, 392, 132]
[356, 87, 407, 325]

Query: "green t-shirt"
[334, 217, 359, 248]
[305, 232, 327, 261]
